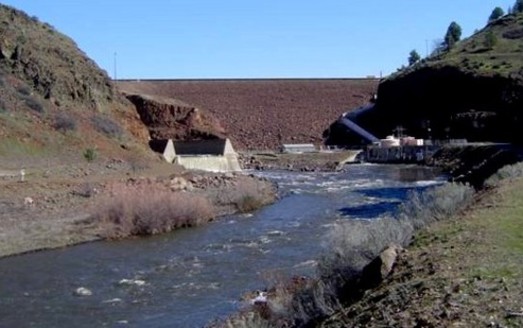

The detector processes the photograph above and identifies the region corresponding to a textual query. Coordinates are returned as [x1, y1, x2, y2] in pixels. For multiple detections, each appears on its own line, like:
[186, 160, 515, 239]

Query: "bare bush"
[16, 85, 31, 96]
[0, 98, 6, 113]
[91, 115, 123, 138]
[397, 182, 474, 229]
[217, 177, 276, 213]
[53, 112, 77, 132]
[92, 185, 215, 238]
[71, 183, 98, 198]
[20, 94, 45, 113]
[484, 162, 523, 187]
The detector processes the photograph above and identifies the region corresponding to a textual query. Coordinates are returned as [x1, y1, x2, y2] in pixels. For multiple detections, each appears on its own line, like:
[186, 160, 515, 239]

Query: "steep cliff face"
[126, 93, 227, 141]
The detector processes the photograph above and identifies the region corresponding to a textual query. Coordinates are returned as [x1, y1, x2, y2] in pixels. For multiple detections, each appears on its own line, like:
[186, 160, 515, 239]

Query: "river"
[0, 164, 444, 328]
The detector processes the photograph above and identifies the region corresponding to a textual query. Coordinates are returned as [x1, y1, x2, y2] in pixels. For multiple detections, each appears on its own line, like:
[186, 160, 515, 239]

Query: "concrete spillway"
[338, 117, 379, 143]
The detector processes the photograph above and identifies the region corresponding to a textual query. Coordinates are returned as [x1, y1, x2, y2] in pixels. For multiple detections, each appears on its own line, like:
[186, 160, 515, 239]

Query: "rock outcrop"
[0, 4, 120, 109]
[125, 93, 227, 141]
[0, 4, 149, 157]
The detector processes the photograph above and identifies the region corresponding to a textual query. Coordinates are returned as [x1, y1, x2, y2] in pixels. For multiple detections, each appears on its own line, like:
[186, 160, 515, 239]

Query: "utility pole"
[393, 125, 406, 138]
[113, 52, 117, 81]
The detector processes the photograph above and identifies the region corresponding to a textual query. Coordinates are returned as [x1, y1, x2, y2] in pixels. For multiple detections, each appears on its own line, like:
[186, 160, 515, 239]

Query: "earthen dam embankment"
[117, 79, 379, 150]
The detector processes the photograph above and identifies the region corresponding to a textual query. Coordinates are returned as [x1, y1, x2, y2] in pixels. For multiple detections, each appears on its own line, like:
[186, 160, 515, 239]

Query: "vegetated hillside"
[0, 4, 148, 164]
[328, 12, 523, 145]
[118, 79, 379, 150]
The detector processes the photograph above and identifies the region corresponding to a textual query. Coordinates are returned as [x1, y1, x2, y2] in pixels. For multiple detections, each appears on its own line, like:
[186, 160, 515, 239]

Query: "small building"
[379, 136, 400, 148]
[281, 143, 317, 154]
[149, 138, 241, 172]
[400, 136, 424, 146]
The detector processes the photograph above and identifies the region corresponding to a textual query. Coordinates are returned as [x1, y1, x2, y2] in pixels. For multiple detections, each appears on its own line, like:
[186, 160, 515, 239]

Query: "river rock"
[361, 244, 402, 288]
[23, 196, 34, 206]
[73, 287, 92, 296]
[170, 176, 191, 191]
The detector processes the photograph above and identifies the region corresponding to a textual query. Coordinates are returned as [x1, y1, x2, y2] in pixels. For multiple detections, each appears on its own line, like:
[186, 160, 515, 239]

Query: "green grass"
[393, 13, 523, 79]
[494, 185, 523, 253]
[0, 138, 42, 156]
[461, 178, 523, 281]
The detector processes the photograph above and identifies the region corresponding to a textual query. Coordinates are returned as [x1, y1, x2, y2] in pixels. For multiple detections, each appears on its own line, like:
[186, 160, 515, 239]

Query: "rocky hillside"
[327, 12, 523, 145]
[118, 79, 378, 150]
[0, 4, 148, 164]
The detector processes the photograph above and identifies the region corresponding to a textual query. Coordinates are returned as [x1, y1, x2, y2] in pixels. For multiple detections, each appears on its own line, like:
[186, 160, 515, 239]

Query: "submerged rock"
[118, 279, 146, 287]
[73, 287, 92, 297]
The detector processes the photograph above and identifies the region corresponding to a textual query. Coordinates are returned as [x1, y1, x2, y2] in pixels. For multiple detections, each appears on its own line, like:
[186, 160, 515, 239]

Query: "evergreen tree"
[408, 50, 421, 65]
[514, 0, 523, 13]
[489, 7, 505, 22]
[484, 30, 498, 49]
[444, 21, 462, 49]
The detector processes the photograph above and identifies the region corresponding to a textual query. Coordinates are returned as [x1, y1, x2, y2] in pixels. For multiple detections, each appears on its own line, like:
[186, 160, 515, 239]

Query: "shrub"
[71, 182, 98, 198]
[16, 85, 31, 96]
[91, 115, 123, 138]
[92, 185, 215, 238]
[127, 156, 149, 172]
[0, 98, 6, 113]
[236, 195, 264, 212]
[397, 182, 474, 229]
[217, 177, 276, 213]
[83, 148, 97, 162]
[53, 112, 77, 132]
[19, 94, 45, 113]
[485, 162, 523, 187]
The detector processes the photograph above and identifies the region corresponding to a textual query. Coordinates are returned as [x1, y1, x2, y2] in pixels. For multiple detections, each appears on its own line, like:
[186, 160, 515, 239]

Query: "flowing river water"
[0, 164, 445, 328]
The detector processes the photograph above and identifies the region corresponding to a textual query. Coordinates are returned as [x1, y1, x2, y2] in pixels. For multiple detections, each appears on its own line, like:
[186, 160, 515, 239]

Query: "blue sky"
[1, 1, 516, 79]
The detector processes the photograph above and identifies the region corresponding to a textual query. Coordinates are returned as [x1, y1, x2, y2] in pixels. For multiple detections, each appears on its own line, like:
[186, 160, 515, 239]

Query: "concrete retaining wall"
[174, 154, 241, 172]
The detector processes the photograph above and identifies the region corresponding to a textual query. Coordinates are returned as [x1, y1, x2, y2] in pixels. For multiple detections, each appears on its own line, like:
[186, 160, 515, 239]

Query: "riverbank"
[0, 159, 276, 258]
[240, 150, 361, 172]
[214, 162, 523, 327]
[320, 174, 523, 327]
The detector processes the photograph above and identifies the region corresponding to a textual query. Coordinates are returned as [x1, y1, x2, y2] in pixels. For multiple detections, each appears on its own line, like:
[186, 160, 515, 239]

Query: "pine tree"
[408, 50, 421, 65]
[489, 7, 504, 22]
[444, 22, 462, 49]
[514, 0, 523, 13]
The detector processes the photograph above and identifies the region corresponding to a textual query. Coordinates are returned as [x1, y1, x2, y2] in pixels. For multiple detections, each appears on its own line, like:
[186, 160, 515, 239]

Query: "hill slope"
[0, 4, 148, 165]
[327, 13, 523, 145]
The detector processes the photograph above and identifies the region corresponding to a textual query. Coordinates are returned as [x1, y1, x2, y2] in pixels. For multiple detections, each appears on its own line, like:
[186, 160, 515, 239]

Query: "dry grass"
[92, 184, 215, 238]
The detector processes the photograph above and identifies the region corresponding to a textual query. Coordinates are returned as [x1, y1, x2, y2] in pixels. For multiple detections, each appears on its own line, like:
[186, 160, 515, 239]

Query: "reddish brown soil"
[117, 79, 379, 150]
